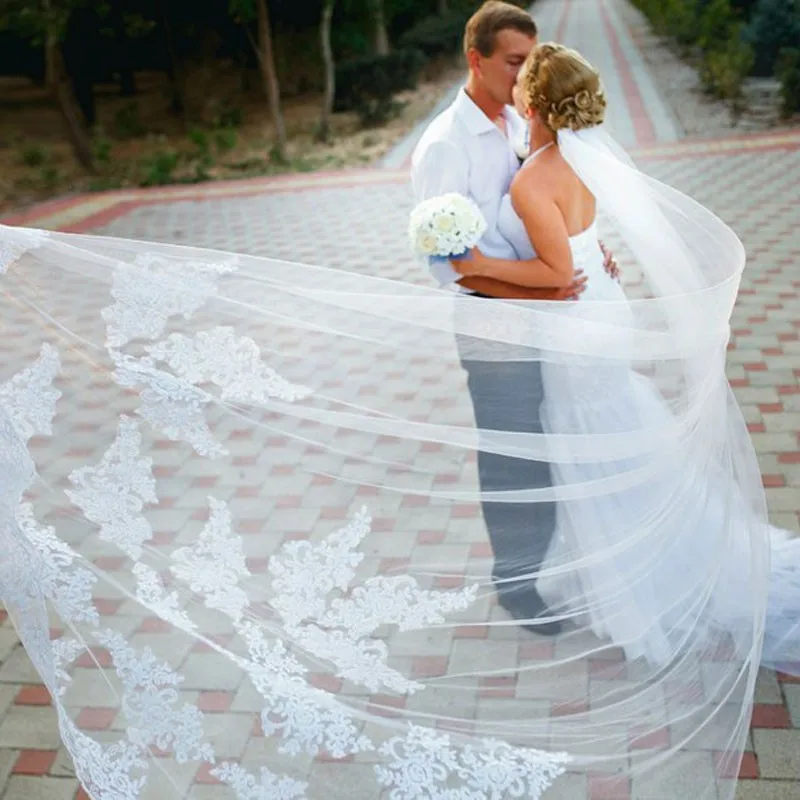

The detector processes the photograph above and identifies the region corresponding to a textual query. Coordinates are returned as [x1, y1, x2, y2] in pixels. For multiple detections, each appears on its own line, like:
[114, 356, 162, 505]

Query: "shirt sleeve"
[411, 141, 471, 289]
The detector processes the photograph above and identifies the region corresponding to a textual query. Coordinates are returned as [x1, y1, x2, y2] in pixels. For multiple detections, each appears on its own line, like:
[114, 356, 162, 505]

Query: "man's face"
[471, 29, 537, 106]
[512, 65, 529, 118]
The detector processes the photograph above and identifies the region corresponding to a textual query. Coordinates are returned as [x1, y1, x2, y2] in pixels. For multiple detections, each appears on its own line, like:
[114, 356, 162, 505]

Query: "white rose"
[416, 232, 439, 255]
[434, 214, 454, 232]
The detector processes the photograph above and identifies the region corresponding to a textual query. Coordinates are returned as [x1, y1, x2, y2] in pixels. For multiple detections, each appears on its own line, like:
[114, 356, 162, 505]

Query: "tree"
[317, 0, 336, 142]
[369, 0, 389, 55]
[230, 0, 287, 160]
[438, 0, 448, 14]
[0, 0, 96, 171]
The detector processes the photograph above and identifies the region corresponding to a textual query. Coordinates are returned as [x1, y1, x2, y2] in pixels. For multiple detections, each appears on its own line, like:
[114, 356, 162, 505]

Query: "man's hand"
[600, 241, 620, 281]
[550, 269, 587, 300]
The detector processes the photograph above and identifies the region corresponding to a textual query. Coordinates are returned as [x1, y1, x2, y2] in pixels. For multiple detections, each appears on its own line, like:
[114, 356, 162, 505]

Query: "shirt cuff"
[429, 258, 467, 290]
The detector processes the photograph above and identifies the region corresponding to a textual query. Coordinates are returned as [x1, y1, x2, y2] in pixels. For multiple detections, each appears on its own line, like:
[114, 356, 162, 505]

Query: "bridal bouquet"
[408, 193, 486, 262]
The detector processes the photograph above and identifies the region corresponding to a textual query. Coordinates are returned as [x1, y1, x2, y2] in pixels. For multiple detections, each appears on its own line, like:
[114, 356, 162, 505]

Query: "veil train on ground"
[0, 127, 795, 799]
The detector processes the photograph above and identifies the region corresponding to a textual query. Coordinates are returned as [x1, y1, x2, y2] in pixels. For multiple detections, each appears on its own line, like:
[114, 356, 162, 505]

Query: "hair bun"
[546, 89, 606, 132]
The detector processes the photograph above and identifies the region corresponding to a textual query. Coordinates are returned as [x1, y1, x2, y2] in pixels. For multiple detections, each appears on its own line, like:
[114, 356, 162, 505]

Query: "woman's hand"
[450, 247, 485, 277]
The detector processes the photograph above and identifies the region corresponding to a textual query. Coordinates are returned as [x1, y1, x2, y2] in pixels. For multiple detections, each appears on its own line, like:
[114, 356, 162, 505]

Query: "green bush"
[19, 144, 49, 167]
[777, 47, 800, 116]
[634, 0, 754, 111]
[214, 105, 243, 129]
[695, 0, 739, 50]
[398, 11, 469, 58]
[663, 0, 702, 47]
[214, 128, 238, 153]
[39, 165, 60, 188]
[114, 102, 145, 138]
[140, 150, 179, 187]
[93, 135, 113, 164]
[334, 48, 426, 119]
[743, 0, 800, 76]
[701, 30, 754, 111]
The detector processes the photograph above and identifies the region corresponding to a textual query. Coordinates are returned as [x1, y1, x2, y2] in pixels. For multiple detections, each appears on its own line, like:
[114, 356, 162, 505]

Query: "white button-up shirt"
[411, 88, 527, 292]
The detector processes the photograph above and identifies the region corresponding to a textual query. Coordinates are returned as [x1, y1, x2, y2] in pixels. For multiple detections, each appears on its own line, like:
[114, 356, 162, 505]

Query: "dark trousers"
[457, 335, 556, 595]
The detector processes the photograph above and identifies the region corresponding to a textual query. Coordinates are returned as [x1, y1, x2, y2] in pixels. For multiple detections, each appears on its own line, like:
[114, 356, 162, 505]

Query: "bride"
[455, 42, 800, 671]
[0, 40, 795, 800]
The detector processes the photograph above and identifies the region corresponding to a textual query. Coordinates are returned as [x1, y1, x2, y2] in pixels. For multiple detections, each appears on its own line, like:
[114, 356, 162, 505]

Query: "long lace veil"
[0, 125, 790, 799]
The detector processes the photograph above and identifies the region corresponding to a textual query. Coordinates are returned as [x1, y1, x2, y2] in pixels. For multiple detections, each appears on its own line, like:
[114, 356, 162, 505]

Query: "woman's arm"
[454, 182, 575, 289]
[457, 273, 587, 299]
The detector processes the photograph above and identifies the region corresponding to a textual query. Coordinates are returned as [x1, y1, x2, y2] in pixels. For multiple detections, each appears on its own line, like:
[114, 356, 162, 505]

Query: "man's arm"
[412, 141, 474, 288]
[458, 274, 587, 300]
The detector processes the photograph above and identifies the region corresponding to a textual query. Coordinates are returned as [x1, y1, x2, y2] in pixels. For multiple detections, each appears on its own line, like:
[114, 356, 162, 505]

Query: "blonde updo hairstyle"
[519, 43, 606, 132]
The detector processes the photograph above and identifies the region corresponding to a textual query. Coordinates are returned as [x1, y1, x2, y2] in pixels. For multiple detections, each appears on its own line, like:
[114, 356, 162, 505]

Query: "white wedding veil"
[0, 123, 795, 800]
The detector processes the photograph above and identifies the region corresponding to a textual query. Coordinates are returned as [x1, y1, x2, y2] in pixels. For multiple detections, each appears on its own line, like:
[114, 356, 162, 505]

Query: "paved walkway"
[1, 0, 800, 797]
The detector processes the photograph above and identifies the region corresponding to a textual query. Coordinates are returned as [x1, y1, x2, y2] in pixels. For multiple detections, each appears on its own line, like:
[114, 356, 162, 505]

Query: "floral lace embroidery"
[66, 416, 157, 559]
[171, 497, 250, 621]
[58, 712, 148, 799]
[0, 343, 61, 442]
[148, 326, 311, 404]
[259, 678, 373, 759]
[235, 624, 373, 759]
[269, 507, 477, 693]
[375, 726, 571, 800]
[112, 352, 225, 458]
[94, 629, 215, 764]
[16, 503, 98, 626]
[51, 638, 86, 697]
[132, 562, 196, 632]
[211, 762, 308, 800]
[102, 252, 237, 348]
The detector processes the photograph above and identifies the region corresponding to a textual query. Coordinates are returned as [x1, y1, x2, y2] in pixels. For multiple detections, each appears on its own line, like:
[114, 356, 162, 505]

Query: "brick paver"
[1, 0, 799, 796]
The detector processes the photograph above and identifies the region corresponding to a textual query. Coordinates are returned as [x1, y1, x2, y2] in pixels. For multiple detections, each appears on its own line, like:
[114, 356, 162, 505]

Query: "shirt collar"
[453, 87, 507, 136]
[454, 88, 526, 144]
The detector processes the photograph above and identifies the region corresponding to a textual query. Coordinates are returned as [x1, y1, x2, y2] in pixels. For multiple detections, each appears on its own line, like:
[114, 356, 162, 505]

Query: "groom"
[411, 1, 613, 635]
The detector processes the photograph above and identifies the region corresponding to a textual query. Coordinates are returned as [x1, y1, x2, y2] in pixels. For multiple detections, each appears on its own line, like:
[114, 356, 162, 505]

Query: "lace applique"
[236, 621, 307, 683]
[211, 762, 308, 800]
[171, 497, 250, 621]
[269, 507, 477, 693]
[0, 343, 61, 442]
[0, 409, 36, 506]
[94, 629, 215, 764]
[0, 227, 48, 275]
[375, 726, 571, 800]
[259, 679, 374, 759]
[59, 713, 148, 799]
[148, 326, 311, 404]
[112, 352, 225, 459]
[132, 562, 197, 632]
[51, 638, 86, 697]
[102, 252, 237, 348]
[16, 503, 98, 625]
[66, 416, 156, 559]
[235, 622, 372, 759]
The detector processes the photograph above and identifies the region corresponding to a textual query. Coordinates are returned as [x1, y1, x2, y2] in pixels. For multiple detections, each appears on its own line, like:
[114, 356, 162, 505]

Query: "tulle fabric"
[0, 127, 794, 800]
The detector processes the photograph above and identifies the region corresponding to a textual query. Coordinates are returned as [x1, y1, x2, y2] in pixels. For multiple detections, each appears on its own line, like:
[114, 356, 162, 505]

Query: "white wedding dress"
[496, 145, 800, 670]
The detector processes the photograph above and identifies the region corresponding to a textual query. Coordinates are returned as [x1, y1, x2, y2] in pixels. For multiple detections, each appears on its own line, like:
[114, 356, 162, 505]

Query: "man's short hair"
[464, 1, 538, 57]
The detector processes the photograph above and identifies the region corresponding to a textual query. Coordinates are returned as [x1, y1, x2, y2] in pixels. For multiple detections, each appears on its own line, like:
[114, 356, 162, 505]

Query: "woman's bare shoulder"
[511, 151, 561, 198]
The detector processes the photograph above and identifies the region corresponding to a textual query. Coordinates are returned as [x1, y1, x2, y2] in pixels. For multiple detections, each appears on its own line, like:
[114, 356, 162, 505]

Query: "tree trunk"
[45, 37, 95, 173]
[63, 9, 97, 125]
[437, 0, 448, 14]
[256, 0, 287, 160]
[370, 0, 390, 56]
[112, 6, 136, 96]
[317, 0, 336, 142]
[160, 0, 186, 116]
